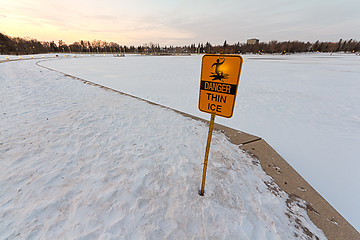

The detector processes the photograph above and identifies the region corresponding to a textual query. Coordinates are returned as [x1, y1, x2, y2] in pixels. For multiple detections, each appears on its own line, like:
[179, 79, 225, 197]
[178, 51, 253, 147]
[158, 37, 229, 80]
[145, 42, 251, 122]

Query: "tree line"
[1, 33, 359, 55]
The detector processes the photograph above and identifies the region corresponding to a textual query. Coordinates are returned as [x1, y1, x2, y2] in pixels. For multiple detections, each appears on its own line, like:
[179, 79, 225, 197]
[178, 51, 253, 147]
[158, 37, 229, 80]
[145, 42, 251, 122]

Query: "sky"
[1, 0, 359, 46]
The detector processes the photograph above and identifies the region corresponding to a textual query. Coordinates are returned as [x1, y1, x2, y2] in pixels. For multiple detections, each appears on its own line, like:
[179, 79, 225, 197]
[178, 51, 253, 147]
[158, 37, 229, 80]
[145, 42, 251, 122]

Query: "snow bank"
[39, 53, 360, 230]
[0, 60, 326, 239]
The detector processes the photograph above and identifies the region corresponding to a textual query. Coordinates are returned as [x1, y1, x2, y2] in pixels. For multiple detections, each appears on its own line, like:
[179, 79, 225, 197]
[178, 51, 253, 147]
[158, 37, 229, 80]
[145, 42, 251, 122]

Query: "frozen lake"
[1, 57, 329, 239]
[40, 53, 360, 230]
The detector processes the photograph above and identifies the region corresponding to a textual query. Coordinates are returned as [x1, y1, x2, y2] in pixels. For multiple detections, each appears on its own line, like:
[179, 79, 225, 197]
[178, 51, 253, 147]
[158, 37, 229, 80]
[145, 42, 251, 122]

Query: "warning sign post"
[199, 54, 243, 118]
[198, 54, 243, 196]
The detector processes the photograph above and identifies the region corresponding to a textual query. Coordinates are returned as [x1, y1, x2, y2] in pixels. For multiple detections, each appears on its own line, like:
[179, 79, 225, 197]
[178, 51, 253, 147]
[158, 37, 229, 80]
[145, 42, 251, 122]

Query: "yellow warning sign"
[198, 54, 243, 118]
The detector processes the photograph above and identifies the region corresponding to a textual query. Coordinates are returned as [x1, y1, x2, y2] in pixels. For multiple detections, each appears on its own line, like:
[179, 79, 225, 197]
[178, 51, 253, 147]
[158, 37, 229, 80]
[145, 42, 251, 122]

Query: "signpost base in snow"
[199, 113, 215, 196]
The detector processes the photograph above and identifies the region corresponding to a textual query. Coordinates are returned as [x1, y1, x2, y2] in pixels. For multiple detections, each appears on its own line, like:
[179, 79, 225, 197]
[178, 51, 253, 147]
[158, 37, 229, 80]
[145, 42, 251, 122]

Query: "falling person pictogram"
[210, 58, 229, 81]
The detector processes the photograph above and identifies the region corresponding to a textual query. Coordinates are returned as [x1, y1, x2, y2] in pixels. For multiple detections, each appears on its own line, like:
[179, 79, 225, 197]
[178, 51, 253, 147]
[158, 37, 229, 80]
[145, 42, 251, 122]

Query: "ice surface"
[0, 59, 326, 239]
[40, 53, 360, 231]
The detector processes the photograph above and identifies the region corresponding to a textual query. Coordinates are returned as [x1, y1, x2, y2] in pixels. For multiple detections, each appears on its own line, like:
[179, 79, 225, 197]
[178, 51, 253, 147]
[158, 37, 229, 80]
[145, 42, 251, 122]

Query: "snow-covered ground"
[38, 53, 360, 231]
[0, 53, 111, 61]
[0, 59, 327, 239]
[0, 54, 53, 61]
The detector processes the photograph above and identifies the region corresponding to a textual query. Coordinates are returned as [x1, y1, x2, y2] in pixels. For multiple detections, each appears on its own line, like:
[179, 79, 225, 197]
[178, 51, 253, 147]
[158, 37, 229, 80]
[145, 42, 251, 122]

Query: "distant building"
[247, 38, 259, 45]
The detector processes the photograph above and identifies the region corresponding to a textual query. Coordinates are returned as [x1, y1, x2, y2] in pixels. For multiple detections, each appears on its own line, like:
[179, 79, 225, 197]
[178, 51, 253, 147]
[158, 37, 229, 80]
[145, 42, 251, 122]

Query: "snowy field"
[0, 54, 51, 61]
[38, 53, 360, 231]
[0, 59, 327, 239]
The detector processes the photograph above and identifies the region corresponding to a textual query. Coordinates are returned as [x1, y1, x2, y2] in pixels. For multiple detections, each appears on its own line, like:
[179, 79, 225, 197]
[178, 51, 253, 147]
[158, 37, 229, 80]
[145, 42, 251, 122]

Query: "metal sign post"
[199, 113, 215, 196]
